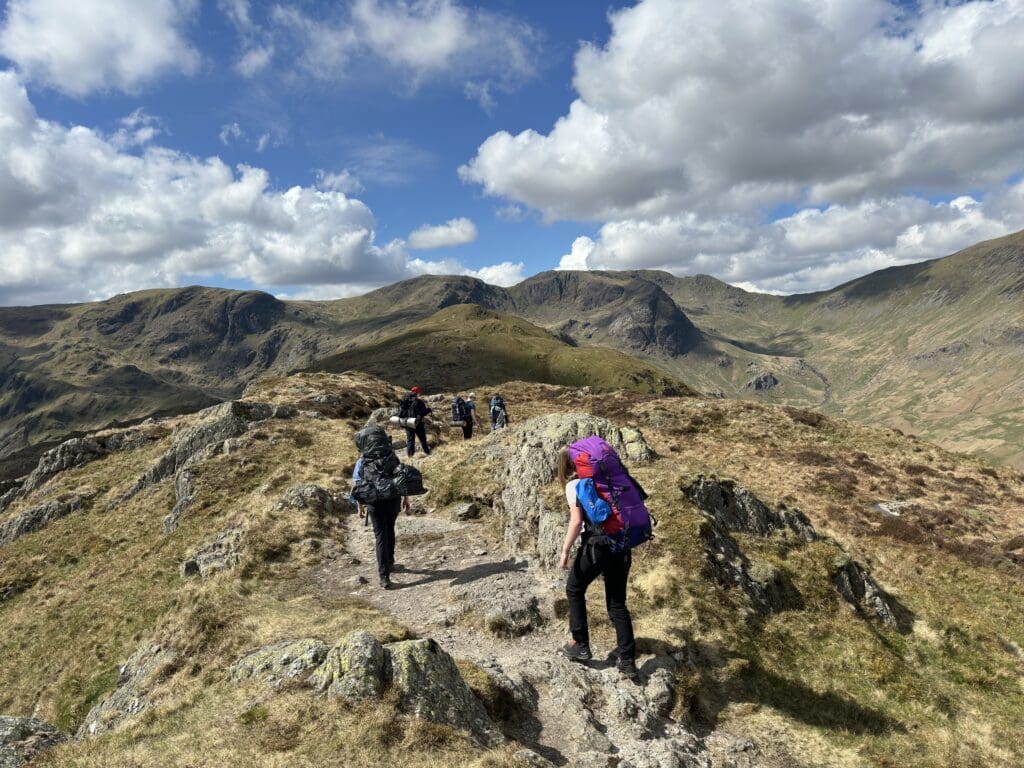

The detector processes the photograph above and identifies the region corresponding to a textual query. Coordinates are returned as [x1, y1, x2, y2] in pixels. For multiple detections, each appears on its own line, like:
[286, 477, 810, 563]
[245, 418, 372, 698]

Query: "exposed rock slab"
[0, 716, 68, 768]
[274, 484, 347, 517]
[0, 427, 160, 514]
[684, 476, 818, 542]
[119, 400, 297, 530]
[491, 413, 652, 569]
[310, 632, 386, 701]
[484, 655, 709, 768]
[229, 638, 328, 687]
[385, 638, 504, 747]
[180, 527, 243, 578]
[746, 373, 778, 392]
[78, 644, 181, 737]
[0, 494, 88, 549]
[831, 556, 915, 633]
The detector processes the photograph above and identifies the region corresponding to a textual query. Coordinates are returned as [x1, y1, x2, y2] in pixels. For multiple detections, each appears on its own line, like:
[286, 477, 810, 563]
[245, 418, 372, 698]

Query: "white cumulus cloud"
[0, 0, 200, 95]
[468, 0, 1024, 291]
[408, 218, 478, 250]
[0, 71, 512, 305]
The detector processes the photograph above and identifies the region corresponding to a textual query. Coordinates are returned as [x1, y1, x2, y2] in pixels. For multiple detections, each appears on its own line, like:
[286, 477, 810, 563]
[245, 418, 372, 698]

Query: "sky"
[2, 0, 1024, 306]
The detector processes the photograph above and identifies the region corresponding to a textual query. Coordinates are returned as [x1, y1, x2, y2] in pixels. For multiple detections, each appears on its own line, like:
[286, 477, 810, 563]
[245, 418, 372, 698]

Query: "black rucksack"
[351, 425, 427, 503]
[398, 393, 416, 419]
[451, 397, 469, 424]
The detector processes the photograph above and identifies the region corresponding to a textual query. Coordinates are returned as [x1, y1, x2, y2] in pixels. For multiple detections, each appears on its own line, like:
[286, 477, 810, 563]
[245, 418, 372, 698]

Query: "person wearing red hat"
[397, 386, 432, 457]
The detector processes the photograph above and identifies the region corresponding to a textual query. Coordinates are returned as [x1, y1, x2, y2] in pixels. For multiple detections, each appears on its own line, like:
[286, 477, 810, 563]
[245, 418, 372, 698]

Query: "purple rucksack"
[568, 436, 653, 551]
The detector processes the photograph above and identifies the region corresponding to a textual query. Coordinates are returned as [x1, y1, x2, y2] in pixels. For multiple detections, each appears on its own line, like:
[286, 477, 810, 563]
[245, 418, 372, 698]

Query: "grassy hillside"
[0, 372, 1021, 766]
[311, 304, 693, 396]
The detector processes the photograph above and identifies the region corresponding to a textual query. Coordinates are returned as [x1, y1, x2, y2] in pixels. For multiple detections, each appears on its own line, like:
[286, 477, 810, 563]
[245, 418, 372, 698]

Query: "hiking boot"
[560, 641, 592, 663]
[616, 657, 640, 683]
[380, 576, 392, 590]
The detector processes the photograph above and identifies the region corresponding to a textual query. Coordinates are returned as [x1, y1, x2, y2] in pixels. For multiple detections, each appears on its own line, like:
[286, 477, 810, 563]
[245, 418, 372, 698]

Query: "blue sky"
[1, 0, 1024, 305]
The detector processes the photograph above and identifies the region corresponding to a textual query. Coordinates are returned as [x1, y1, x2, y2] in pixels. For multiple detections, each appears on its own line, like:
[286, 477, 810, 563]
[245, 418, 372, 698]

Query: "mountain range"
[2, 229, 1023, 476]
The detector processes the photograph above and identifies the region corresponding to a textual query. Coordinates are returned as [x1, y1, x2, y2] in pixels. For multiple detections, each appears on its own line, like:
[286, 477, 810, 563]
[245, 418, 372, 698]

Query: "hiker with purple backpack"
[556, 436, 654, 683]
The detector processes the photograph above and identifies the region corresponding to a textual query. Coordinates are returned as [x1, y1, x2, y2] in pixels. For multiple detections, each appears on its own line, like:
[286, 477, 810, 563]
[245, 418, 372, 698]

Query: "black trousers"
[367, 497, 401, 578]
[404, 423, 430, 456]
[462, 421, 473, 439]
[566, 535, 636, 661]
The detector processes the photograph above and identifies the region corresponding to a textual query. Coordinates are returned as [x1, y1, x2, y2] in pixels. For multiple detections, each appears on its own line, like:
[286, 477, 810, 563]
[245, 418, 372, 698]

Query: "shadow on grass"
[661, 631, 902, 737]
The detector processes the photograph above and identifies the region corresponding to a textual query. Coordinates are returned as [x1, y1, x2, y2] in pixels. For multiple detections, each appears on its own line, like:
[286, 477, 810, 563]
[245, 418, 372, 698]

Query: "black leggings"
[565, 535, 636, 661]
[405, 424, 430, 456]
[367, 498, 400, 578]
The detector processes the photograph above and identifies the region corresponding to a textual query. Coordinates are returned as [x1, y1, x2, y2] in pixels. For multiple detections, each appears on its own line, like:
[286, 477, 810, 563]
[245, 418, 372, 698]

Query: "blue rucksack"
[575, 478, 612, 525]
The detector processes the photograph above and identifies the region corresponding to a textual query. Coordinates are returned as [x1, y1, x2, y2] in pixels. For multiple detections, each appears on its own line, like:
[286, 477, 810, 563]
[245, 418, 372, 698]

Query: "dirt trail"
[317, 510, 564, 664]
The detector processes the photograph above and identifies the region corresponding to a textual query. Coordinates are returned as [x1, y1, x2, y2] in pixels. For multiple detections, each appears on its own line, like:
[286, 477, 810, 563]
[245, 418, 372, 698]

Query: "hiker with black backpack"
[555, 436, 653, 683]
[450, 393, 479, 440]
[489, 393, 509, 431]
[351, 424, 426, 589]
[397, 386, 432, 457]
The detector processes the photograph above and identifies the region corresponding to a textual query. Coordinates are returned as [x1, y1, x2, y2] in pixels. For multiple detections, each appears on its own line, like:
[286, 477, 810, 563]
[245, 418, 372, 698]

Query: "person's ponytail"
[556, 448, 576, 488]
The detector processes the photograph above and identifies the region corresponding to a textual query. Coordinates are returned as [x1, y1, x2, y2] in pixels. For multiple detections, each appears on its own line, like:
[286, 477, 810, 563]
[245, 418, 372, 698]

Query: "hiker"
[451, 393, 481, 440]
[489, 393, 509, 431]
[465, 393, 482, 437]
[398, 386, 431, 457]
[555, 438, 653, 683]
[352, 426, 413, 589]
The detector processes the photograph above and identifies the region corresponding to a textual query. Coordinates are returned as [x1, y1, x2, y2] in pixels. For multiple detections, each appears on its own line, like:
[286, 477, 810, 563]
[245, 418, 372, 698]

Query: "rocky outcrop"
[746, 372, 778, 392]
[180, 528, 243, 578]
[274, 484, 347, 517]
[386, 639, 503, 747]
[493, 413, 653, 569]
[831, 556, 915, 633]
[684, 476, 818, 542]
[231, 633, 502, 747]
[310, 632, 386, 701]
[685, 476, 912, 631]
[120, 400, 297, 530]
[0, 427, 161, 514]
[0, 716, 68, 768]
[698, 516, 791, 615]
[481, 655, 709, 767]
[78, 644, 182, 737]
[230, 639, 328, 687]
[0, 493, 88, 549]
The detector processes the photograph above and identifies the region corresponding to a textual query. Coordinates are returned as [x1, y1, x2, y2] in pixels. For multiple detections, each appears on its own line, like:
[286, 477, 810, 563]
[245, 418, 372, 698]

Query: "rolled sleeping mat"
[450, 420, 466, 427]
[389, 416, 419, 428]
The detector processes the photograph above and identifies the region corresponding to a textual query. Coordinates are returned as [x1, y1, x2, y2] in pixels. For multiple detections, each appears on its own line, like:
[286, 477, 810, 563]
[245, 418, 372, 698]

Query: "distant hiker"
[466, 393, 482, 437]
[398, 386, 431, 457]
[351, 424, 421, 589]
[489, 393, 509, 431]
[556, 437, 654, 683]
[451, 393, 481, 440]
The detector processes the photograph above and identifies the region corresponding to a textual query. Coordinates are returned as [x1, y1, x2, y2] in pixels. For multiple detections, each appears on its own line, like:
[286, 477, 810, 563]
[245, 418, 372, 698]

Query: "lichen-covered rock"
[78, 644, 181, 737]
[0, 494, 87, 549]
[832, 556, 914, 633]
[230, 639, 328, 687]
[310, 632, 386, 701]
[0, 716, 68, 768]
[180, 528, 243, 578]
[496, 413, 653, 569]
[275, 484, 347, 517]
[384, 639, 503, 747]
[683, 476, 818, 542]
